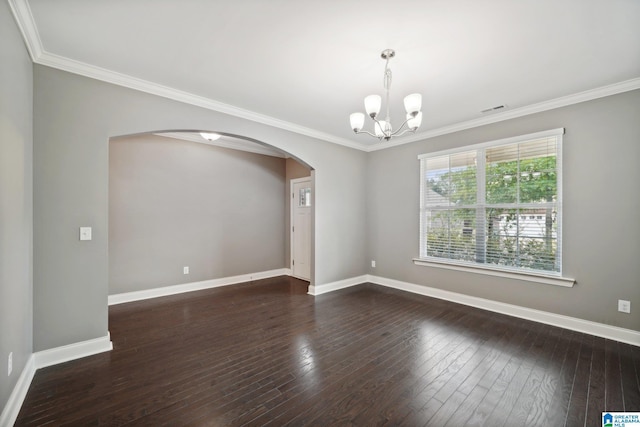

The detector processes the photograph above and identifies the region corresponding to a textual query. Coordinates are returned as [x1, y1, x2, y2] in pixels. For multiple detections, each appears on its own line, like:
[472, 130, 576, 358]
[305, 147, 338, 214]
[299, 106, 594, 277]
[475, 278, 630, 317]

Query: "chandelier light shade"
[350, 49, 422, 141]
[404, 93, 422, 115]
[407, 111, 423, 130]
[349, 113, 365, 131]
[364, 95, 382, 117]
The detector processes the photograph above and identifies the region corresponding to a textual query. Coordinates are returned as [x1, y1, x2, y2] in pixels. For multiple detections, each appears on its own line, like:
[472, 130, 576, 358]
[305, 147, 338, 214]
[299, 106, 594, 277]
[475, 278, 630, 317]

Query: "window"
[299, 187, 311, 207]
[419, 129, 563, 276]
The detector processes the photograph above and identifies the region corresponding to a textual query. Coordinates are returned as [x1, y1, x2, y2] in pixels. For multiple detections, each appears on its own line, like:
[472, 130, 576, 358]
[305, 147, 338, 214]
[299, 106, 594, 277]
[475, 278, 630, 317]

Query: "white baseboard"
[109, 268, 291, 305]
[312, 274, 640, 347]
[0, 355, 35, 427]
[5, 272, 636, 426]
[367, 275, 640, 347]
[308, 275, 368, 296]
[3, 268, 291, 424]
[1, 333, 112, 427]
[33, 333, 113, 369]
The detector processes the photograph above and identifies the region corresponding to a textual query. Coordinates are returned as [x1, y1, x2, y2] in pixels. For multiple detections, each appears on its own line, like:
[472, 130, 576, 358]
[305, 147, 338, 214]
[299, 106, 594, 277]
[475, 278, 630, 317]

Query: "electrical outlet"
[371, 260, 376, 268]
[8, 352, 12, 376]
[618, 299, 631, 313]
[79, 226, 92, 241]
[183, 266, 189, 275]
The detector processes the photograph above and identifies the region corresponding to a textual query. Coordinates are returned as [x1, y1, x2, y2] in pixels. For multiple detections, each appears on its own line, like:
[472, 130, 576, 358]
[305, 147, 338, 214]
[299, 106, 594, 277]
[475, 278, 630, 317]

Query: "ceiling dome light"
[349, 49, 423, 141]
[200, 132, 221, 141]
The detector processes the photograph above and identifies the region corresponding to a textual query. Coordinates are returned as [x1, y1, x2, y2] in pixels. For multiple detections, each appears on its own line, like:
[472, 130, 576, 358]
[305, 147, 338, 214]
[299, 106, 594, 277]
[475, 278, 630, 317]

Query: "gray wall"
[0, 3, 33, 409]
[33, 64, 368, 351]
[109, 134, 288, 294]
[367, 89, 640, 331]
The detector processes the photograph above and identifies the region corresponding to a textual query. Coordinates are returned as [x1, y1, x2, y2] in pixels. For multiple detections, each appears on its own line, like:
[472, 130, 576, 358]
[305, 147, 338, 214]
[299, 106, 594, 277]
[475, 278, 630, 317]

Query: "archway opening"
[108, 130, 314, 302]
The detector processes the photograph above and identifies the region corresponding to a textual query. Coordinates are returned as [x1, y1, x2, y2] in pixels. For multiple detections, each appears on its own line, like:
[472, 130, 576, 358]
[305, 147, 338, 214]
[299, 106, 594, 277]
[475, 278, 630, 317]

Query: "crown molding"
[9, 0, 363, 150]
[34, 50, 366, 151]
[366, 77, 640, 152]
[10, 0, 640, 154]
[7, 0, 42, 60]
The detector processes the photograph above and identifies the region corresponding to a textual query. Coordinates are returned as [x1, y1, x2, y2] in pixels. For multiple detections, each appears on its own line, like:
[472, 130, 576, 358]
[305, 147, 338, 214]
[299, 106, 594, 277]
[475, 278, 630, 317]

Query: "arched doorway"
[108, 130, 314, 302]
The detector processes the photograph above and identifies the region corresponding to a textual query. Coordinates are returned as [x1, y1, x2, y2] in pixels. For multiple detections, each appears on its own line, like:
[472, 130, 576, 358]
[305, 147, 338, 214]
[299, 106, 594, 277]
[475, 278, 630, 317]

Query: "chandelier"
[349, 49, 422, 141]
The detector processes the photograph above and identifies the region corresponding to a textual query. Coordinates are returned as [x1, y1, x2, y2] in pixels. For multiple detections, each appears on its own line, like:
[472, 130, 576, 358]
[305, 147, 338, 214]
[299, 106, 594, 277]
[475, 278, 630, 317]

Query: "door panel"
[292, 179, 311, 280]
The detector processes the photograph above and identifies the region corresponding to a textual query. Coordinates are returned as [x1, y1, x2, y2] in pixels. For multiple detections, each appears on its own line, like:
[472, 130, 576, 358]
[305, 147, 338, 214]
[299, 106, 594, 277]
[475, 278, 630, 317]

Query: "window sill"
[412, 258, 575, 288]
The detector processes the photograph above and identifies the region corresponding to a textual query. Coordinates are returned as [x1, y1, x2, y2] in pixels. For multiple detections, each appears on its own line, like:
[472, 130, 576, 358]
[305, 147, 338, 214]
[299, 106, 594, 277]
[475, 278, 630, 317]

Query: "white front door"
[291, 178, 311, 281]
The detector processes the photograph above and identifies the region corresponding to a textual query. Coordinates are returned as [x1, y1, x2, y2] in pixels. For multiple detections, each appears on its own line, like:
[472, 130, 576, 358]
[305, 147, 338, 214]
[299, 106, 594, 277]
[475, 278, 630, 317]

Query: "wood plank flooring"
[15, 276, 640, 426]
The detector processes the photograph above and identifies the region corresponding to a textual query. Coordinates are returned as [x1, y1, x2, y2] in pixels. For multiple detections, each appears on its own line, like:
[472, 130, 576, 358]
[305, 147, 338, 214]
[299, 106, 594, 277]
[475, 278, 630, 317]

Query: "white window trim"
[412, 258, 575, 287]
[417, 128, 565, 160]
[417, 128, 575, 287]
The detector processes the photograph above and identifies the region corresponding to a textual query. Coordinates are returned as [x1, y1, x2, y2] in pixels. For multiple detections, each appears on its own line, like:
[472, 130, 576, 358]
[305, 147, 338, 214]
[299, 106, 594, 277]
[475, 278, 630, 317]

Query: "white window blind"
[419, 129, 564, 275]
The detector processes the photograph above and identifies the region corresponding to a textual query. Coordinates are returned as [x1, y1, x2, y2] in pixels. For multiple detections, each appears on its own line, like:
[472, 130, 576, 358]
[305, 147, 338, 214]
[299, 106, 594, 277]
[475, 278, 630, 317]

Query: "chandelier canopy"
[349, 49, 422, 141]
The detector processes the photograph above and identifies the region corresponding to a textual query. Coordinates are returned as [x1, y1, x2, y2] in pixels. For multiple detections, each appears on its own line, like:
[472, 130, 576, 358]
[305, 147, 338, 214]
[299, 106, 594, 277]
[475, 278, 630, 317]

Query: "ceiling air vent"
[481, 104, 507, 114]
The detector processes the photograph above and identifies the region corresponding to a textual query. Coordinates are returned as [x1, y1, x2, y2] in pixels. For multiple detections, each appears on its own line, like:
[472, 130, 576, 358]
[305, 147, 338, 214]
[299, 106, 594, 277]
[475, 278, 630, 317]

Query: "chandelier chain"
[384, 58, 392, 125]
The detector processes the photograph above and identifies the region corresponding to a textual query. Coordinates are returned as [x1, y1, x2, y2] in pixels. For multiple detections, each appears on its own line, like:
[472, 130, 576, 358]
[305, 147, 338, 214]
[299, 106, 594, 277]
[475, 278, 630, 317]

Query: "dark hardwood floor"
[15, 276, 640, 426]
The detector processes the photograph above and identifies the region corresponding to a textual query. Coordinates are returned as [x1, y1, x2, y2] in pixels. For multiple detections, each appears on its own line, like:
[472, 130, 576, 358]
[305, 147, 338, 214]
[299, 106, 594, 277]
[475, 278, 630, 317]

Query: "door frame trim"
[290, 177, 312, 280]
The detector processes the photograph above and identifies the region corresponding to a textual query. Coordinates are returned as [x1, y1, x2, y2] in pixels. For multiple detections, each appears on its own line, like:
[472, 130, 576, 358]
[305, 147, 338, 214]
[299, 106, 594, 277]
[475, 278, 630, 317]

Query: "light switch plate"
[618, 299, 631, 313]
[80, 227, 92, 241]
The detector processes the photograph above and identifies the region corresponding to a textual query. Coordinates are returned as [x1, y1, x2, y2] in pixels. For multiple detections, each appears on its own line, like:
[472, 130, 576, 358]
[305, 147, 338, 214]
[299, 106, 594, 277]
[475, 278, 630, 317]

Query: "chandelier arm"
[388, 117, 411, 136]
[390, 128, 418, 138]
[388, 117, 420, 138]
[371, 117, 387, 138]
[354, 129, 381, 139]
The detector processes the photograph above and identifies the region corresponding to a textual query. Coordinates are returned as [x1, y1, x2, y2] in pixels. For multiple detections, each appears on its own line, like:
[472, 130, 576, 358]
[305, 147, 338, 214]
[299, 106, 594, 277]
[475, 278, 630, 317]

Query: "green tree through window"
[420, 131, 562, 274]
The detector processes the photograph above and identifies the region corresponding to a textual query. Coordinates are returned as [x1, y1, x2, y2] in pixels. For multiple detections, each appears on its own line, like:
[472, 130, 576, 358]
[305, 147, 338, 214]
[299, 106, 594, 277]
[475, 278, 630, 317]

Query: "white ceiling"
[11, 0, 640, 151]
